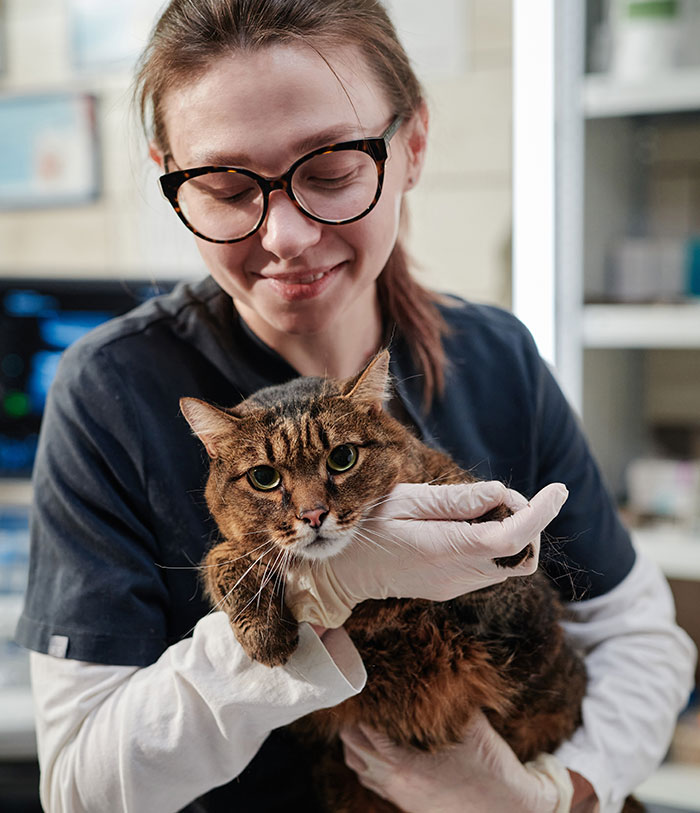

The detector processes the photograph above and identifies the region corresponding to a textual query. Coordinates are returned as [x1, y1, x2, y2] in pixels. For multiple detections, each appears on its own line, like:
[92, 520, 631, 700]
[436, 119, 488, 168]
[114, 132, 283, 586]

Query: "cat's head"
[181, 350, 410, 563]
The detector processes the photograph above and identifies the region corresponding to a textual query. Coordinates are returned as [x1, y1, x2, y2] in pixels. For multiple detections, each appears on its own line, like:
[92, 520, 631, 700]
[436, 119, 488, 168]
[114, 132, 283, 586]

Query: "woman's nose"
[258, 190, 322, 259]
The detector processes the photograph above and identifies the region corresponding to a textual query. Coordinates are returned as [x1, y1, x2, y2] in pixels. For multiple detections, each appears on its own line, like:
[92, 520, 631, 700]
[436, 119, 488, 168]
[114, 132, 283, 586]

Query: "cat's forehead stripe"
[279, 426, 292, 459]
[316, 421, 330, 450]
[303, 415, 313, 448]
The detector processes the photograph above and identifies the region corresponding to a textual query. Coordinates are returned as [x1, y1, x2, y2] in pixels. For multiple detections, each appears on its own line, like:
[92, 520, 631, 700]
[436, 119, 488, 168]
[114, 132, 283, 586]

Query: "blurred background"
[0, 1, 699, 810]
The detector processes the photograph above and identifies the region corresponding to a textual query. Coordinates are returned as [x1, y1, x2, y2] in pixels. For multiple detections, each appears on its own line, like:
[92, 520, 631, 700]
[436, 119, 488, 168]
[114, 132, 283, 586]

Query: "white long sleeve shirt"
[30, 552, 696, 813]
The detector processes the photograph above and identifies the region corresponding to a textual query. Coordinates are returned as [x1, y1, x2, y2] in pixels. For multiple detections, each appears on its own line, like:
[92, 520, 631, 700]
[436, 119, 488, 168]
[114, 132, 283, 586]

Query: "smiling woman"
[147, 42, 426, 376]
[137, 0, 445, 393]
[15, 2, 696, 813]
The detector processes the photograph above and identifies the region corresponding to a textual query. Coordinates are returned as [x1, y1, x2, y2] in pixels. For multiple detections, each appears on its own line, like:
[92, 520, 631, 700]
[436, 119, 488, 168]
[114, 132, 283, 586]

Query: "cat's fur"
[181, 351, 633, 812]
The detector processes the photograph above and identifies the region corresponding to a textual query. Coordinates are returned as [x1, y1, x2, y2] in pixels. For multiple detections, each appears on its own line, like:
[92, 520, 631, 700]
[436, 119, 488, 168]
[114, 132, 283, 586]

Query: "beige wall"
[0, 0, 512, 307]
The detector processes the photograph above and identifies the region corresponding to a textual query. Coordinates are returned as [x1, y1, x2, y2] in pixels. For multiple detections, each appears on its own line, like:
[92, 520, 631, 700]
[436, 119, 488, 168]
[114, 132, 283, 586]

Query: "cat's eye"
[247, 465, 281, 491]
[327, 444, 358, 473]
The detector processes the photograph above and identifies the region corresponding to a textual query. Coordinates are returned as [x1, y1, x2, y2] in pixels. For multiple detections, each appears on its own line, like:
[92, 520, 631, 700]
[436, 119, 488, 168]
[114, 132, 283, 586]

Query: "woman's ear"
[403, 100, 429, 191]
[149, 141, 165, 170]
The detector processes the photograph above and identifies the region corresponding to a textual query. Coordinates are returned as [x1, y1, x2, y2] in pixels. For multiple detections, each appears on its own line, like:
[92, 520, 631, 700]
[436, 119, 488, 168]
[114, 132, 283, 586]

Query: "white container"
[611, 1, 683, 78]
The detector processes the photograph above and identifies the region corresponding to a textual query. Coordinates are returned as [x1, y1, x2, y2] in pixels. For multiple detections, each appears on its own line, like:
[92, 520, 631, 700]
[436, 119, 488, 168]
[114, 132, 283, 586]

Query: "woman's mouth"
[256, 263, 345, 302]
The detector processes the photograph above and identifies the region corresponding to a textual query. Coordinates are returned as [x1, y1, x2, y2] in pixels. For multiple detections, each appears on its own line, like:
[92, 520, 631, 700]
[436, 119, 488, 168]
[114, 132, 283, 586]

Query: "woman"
[16, 1, 695, 811]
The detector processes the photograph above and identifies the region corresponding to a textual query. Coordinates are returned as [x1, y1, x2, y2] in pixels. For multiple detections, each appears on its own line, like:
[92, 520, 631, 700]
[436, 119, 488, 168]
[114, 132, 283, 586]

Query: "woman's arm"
[31, 614, 365, 813]
[339, 550, 696, 813]
[555, 550, 696, 813]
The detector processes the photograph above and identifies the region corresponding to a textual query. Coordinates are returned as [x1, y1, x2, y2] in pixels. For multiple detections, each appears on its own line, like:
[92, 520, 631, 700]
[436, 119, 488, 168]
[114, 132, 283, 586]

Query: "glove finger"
[508, 533, 542, 575]
[342, 742, 369, 774]
[358, 722, 400, 757]
[449, 483, 568, 558]
[372, 481, 515, 521]
[503, 487, 529, 512]
[340, 725, 377, 755]
[377, 484, 565, 562]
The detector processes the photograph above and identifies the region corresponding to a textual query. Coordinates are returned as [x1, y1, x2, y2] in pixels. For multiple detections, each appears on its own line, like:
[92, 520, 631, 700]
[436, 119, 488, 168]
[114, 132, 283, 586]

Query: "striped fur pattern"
[181, 351, 588, 813]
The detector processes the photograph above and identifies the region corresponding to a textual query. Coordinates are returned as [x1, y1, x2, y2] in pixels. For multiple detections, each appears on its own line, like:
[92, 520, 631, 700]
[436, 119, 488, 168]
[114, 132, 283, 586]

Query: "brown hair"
[135, 0, 448, 408]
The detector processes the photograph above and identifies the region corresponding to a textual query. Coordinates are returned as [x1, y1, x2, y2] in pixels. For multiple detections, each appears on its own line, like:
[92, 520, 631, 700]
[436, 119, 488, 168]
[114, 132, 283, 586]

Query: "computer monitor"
[0, 277, 178, 479]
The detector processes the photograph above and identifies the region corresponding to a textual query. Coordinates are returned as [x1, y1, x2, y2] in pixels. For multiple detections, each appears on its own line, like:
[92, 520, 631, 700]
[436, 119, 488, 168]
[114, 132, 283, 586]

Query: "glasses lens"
[292, 150, 379, 222]
[177, 171, 263, 241]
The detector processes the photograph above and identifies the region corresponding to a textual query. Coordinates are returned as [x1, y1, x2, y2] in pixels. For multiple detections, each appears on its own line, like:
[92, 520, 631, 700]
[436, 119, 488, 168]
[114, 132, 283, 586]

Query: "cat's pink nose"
[299, 506, 329, 529]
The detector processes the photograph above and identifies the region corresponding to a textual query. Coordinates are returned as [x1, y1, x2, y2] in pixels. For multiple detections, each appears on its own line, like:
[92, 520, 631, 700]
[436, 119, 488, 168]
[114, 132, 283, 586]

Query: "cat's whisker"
[176, 539, 276, 641]
[355, 517, 410, 542]
[159, 538, 276, 571]
[350, 528, 397, 557]
[275, 549, 292, 610]
[231, 547, 287, 625]
[360, 493, 402, 512]
[261, 547, 285, 619]
[210, 544, 277, 615]
[346, 532, 381, 557]
[255, 547, 281, 613]
[359, 475, 459, 514]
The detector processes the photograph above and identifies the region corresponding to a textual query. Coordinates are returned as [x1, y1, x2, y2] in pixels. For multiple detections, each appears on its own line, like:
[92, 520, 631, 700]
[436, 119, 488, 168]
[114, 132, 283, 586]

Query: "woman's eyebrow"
[191, 125, 365, 168]
[293, 125, 362, 154]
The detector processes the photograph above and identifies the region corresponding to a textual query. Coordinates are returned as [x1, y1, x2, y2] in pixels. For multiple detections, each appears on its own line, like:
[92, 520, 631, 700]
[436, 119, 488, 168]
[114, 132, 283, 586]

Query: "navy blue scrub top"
[15, 275, 635, 811]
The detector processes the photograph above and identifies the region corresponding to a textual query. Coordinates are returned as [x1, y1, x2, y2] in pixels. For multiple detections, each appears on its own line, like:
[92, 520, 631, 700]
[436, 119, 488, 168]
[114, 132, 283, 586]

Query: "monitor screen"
[0, 277, 177, 478]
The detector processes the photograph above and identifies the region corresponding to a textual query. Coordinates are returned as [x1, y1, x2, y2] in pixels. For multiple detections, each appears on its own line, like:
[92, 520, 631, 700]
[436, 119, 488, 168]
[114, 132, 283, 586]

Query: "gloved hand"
[340, 711, 574, 813]
[285, 481, 568, 628]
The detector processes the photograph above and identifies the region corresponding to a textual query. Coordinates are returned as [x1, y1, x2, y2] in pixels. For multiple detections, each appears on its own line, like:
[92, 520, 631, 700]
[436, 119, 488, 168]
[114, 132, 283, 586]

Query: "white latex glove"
[340, 712, 574, 813]
[285, 481, 568, 628]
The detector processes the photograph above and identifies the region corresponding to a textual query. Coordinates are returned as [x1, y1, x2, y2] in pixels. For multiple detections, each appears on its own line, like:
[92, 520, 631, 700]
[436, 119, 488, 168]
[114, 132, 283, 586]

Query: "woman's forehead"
[161, 41, 390, 171]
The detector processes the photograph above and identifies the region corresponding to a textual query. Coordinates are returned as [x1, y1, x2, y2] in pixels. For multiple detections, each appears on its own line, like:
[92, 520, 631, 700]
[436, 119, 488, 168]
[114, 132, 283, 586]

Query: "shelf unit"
[633, 529, 700, 582]
[583, 303, 700, 349]
[583, 67, 700, 118]
[513, 3, 700, 809]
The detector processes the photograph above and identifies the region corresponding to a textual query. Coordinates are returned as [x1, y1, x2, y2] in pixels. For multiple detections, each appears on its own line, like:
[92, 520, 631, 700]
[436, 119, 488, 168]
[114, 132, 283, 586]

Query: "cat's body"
[181, 352, 588, 812]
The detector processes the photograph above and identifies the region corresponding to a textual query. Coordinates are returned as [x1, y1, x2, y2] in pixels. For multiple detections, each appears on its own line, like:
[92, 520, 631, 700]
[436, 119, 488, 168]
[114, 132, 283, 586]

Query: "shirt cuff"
[308, 624, 366, 693]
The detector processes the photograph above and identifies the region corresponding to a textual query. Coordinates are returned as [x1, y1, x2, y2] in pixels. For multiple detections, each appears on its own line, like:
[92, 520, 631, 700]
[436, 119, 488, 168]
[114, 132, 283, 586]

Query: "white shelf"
[632, 528, 700, 581]
[636, 762, 700, 811]
[582, 303, 700, 348]
[584, 68, 700, 118]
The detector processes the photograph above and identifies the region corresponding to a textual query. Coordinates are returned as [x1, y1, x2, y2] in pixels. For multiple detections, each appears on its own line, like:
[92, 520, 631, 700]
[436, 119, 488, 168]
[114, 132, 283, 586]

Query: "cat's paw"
[233, 619, 300, 667]
[492, 542, 534, 569]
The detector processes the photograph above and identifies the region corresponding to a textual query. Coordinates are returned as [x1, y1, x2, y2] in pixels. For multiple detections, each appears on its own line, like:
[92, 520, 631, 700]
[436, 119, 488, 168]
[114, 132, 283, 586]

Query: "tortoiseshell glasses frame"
[158, 115, 403, 244]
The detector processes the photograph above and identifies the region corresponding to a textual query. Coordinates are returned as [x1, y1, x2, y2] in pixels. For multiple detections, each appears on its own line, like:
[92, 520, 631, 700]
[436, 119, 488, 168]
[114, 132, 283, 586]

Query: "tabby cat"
[180, 351, 626, 812]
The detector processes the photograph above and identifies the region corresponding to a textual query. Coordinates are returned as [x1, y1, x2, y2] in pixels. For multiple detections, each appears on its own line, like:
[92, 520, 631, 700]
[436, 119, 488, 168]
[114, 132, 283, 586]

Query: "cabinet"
[513, 2, 700, 809]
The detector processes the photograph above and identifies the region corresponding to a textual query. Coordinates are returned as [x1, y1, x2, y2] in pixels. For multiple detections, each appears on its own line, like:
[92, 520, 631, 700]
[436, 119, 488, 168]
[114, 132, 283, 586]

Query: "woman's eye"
[327, 444, 358, 473]
[247, 466, 281, 491]
[308, 170, 357, 189]
[218, 189, 257, 204]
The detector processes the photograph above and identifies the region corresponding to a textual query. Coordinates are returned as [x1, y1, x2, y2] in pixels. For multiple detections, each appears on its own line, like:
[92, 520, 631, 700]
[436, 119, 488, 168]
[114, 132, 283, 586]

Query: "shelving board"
[632, 528, 700, 582]
[582, 303, 700, 349]
[583, 68, 700, 118]
[636, 761, 700, 811]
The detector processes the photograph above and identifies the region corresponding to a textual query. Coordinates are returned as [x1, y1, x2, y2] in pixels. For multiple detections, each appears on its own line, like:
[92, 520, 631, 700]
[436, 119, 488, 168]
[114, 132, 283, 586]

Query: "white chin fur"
[293, 527, 353, 562]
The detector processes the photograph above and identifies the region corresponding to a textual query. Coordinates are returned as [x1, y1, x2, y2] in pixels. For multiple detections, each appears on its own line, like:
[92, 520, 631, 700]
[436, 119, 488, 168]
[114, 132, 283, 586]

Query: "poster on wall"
[68, 0, 166, 72]
[0, 93, 100, 210]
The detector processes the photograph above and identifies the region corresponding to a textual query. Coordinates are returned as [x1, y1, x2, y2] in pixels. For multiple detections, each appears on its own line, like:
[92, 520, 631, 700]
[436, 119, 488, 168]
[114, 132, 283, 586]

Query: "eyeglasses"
[158, 116, 403, 244]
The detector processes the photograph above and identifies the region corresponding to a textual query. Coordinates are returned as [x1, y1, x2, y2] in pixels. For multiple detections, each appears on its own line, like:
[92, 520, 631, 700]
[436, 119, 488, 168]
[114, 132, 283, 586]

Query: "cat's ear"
[180, 397, 240, 458]
[343, 349, 391, 411]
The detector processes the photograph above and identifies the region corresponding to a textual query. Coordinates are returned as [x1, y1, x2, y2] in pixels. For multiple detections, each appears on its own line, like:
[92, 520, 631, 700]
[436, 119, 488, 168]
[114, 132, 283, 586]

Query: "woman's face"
[158, 42, 426, 340]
